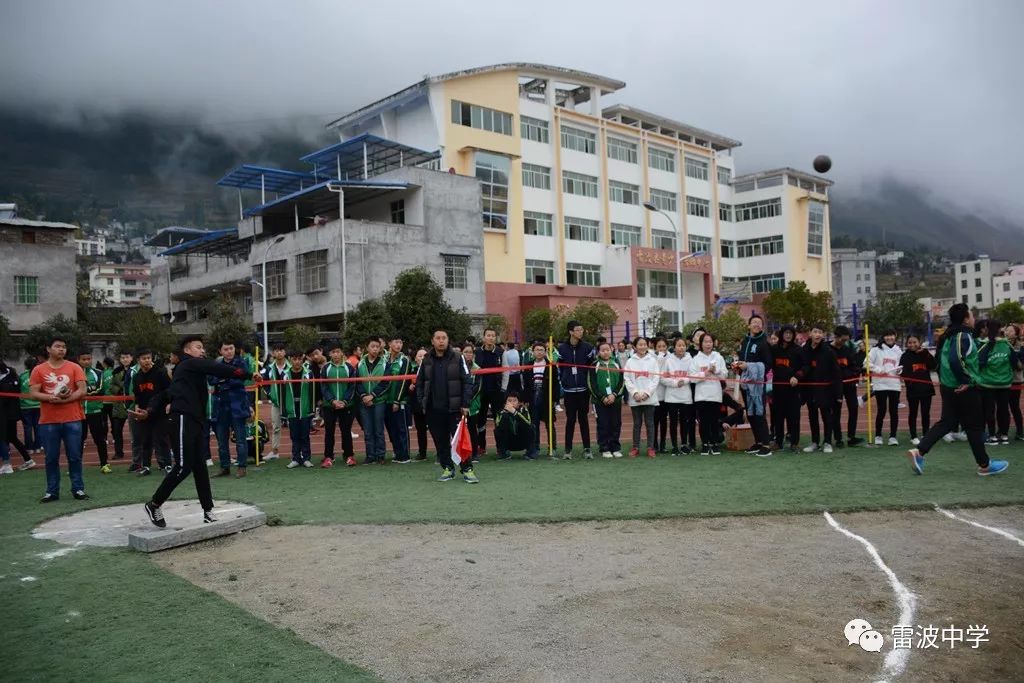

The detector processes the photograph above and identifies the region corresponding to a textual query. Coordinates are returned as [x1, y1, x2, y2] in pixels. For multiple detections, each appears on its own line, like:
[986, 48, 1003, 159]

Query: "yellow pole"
[548, 335, 554, 458]
[864, 323, 873, 445]
[254, 345, 261, 467]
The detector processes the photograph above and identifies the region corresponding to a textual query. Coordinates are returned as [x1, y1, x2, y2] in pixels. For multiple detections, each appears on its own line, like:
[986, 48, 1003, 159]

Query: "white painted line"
[823, 512, 917, 681]
[20, 576, 37, 582]
[934, 505, 1024, 548]
[37, 546, 82, 560]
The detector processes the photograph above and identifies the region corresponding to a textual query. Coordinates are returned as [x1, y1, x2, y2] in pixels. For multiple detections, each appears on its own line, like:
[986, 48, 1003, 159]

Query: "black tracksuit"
[832, 342, 861, 442]
[132, 367, 171, 469]
[522, 360, 560, 454]
[900, 348, 936, 439]
[556, 340, 596, 453]
[151, 356, 249, 512]
[738, 333, 772, 446]
[770, 338, 803, 447]
[475, 344, 503, 451]
[799, 341, 842, 446]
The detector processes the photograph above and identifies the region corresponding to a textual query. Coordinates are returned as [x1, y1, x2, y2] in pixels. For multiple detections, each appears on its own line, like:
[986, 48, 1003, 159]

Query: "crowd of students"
[1, 302, 1015, 501]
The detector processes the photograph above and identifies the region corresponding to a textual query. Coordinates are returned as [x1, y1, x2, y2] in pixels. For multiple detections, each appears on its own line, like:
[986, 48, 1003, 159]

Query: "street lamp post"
[643, 201, 685, 331]
[252, 235, 286, 356]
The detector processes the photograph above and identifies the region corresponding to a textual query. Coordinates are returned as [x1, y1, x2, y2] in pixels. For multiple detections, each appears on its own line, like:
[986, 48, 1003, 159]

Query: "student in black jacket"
[144, 335, 253, 528]
[474, 327, 503, 455]
[798, 325, 842, 453]
[770, 325, 803, 451]
[522, 341, 561, 458]
[733, 315, 773, 455]
[900, 334, 936, 444]
[830, 326, 863, 446]
[131, 349, 171, 475]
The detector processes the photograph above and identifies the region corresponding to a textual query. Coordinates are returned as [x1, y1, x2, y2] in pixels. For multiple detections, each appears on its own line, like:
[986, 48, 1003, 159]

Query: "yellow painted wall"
[783, 186, 832, 292]
[438, 72, 524, 284]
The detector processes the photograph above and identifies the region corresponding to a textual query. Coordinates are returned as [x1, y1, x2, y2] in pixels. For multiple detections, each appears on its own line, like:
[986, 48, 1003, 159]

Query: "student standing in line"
[523, 342, 560, 459]
[830, 326, 863, 447]
[408, 348, 429, 461]
[652, 337, 670, 453]
[462, 343, 483, 461]
[415, 328, 477, 483]
[130, 349, 171, 476]
[614, 339, 632, 369]
[382, 335, 412, 464]
[900, 334, 936, 446]
[624, 336, 660, 458]
[18, 359, 40, 466]
[690, 333, 726, 455]
[77, 351, 111, 474]
[799, 325, 840, 454]
[1004, 324, 1024, 440]
[356, 337, 389, 464]
[0, 360, 31, 475]
[210, 341, 251, 477]
[661, 337, 694, 455]
[273, 349, 317, 470]
[556, 320, 596, 458]
[260, 342, 289, 461]
[107, 351, 134, 463]
[733, 315, 773, 456]
[770, 325, 803, 452]
[977, 319, 1013, 445]
[319, 339, 356, 468]
[868, 330, 903, 446]
[474, 328, 503, 457]
[588, 341, 625, 459]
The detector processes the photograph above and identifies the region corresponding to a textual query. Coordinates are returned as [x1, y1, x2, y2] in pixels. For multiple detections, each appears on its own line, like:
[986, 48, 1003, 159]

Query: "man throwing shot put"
[143, 335, 255, 527]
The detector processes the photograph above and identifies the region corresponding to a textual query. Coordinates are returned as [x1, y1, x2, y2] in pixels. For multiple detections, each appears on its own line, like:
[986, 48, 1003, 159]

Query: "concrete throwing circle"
[32, 500, 262, 548]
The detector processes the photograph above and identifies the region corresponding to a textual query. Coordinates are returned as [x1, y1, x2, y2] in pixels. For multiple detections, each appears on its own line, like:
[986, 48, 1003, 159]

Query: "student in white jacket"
[868, 330, 903, 446]
[652, 337, 670, 453]
[624, 337, 660, 458]
[661, 337, 694, 455]
[691, 333, 728, 455]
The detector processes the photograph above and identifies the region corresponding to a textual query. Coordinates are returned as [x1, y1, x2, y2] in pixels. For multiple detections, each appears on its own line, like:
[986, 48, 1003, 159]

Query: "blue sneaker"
[907, 449, 925, 475]
[978, 460, 1009, 476]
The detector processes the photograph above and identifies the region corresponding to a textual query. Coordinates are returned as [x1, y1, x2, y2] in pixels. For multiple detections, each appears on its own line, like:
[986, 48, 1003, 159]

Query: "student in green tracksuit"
[107, 351, 134, 462]
[382, 335, 412, 463]
[19, 360, 41, 459]
[356, 337, 389, 464]
[588, 342, 626, 458]
[462, 343, 483, 461]
[319, 340, 357, 467]
[978, 319, 1014, 445]
[77, 351, 111, 472]
[494, 391, 537, 460]
[270, 350, 318, 468]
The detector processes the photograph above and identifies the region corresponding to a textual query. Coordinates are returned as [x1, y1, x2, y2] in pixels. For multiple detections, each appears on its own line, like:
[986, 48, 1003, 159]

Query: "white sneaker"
[942, 433, 955, 443]
[802, 443, 820, 453]
[601, 451, 613, 459]
[612, 451, 623, 458]
[873, 436, 883, 446]
[286, 460, 300, 469]
[265, 451, 280, 461]
[822, 443, 834, 454]
[954, 431, 969, 442]
[0, 463, 13, 475]
[897, 402, 906, 409]
[206, 459, 214, 467]
[17, 459, 36, 471]
[911, 437, 920, 446]
[302, 460, 314, 468]
[887, 437, 898, 446]
[351, 432, 360, 439]
[555, 404, 564, 412]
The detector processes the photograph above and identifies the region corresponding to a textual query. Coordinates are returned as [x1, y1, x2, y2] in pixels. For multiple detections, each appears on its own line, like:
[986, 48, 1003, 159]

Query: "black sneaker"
[394, 456, 411, 464]
[679, 445, 693, 455]
[1015, 433, 1024, 442]
[711, 444, 722, 456]
[744, 445, 761, 455]
[215, 467, 231, 477]
[755, 446, 772, 457]
[834, 440, 845, 449]
[203, 510, 218, 524]
[72, 490, 89, 500]
[496, 452, 512, 461]
[847, 437, 864, 446]
[415, 453, 427, 461]
[127, 463, 139, 473]
[145, 501, 166, 528]
[40, 493, 59, 503]
[670, 448, 679, 457]
[137, 466, 151, 477]
[701, 444, 712, 455]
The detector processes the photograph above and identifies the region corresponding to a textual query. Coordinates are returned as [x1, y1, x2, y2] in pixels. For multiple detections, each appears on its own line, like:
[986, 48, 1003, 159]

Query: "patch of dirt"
[154, 508, 1024, 682]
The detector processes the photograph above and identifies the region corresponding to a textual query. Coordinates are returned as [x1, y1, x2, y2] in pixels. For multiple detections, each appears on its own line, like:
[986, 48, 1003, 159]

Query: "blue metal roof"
[216, 165, 318, 195]
[300, 133, 439, 181]
[158, 228, 240, 257]
[243, 179, 410, 218]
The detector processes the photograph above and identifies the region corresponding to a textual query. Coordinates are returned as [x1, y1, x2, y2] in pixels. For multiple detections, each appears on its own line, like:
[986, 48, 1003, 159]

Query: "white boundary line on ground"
[933, 505, 1024, 548]
[823, 511, 918, 682]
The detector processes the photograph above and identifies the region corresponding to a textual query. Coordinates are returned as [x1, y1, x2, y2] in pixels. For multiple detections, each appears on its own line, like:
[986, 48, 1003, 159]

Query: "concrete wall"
[0, 225, 77, 331]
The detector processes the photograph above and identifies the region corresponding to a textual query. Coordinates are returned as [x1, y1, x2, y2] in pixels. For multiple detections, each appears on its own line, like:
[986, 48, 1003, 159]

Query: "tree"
[571, 299, 618, 343]
[342, 299, 393, 352]
[0, 314, 15, 359]
[762, 281, 835, 330]
[23, 314, 88, 356]
[991, 300, 1024, 325]
[381, 267, 471, 348]
[283, 324, 321, 354]
[115, 308, 177, 357]
[483, 314, 508, 340]
[522, 304, 571, 345]
[207, 294, 254, 350]
[862, 293, 926, 336]
[683, 309, 748, 357]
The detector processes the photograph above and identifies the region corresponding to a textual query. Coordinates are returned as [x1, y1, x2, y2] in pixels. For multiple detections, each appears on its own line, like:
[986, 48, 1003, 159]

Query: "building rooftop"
[0, 216, 78, 231]
[602, 104, 741, 151]
[732, 167, 833, 186]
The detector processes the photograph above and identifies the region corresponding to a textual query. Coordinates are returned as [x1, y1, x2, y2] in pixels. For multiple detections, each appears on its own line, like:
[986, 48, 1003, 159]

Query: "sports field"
[3, 422, 1022, 681]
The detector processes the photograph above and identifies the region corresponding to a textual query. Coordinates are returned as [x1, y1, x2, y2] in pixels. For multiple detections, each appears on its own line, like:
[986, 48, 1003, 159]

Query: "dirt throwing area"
[155, 508, 1024, 682]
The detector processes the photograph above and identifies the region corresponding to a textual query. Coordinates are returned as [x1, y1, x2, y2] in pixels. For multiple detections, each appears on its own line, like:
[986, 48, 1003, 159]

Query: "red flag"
[450, 416, 474, 465]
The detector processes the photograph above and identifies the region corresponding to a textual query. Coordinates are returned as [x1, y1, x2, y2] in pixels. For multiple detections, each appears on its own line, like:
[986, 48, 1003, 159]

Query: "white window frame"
[562, 170, 599, 198]
[807, 200, 825, 256]
[607, 137, 638, 163]
[686, 196, 710, 218]
[611, 223, 642, 246]
[525, 259, 555, 285]
[648, 147, 675, 173]
[522, 163, 551, 190]
[442, 254, 469, 290]
[520, 115, 549, 143]
[296, 250, 328, 294]
[649, 188, 677, 213]
[560, 125, 597, 154]
[565, 262, 602, 287]
[608, 180, 640, 205]
[684, 156, 709, 181]
[564, 216, 600, 242]
[523, 211, 553, 237]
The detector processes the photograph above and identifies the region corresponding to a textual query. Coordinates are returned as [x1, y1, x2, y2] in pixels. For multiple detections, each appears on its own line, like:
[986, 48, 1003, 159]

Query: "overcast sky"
[2, 0, 1022, 215]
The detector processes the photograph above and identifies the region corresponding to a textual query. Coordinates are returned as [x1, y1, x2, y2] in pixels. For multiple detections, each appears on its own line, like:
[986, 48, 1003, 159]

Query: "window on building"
[684, 156, 709, 181]
[607, 137, 638, 163]
[562, 170, 599, 198]
[1018, 281, 1024, 291]
[242, 293, 253, 313]
[689, 234, 712, 255]
[560, 125, 597, 154]
[260, 259, 287, 299]
[566, 262, 602, 287]
[637, 270, 679, 299]
[960, 280, 967, 289]
[736, 235, 785, 258]
[734, 198, 783, 222]
[443, 254, 469, 290]
[976, 293, 983, 302]
[611, 223, 642, 246]
[734, 180, 756, 193]
[865, 286, 872, 294]
[648, 147, 675, 173]
[525, 259, 555, 285]
[686, 196, 711, 218]
[962, 295, 968, 303]
[475, 151, 510, 229]
[864, 273, 871, 281]
[723, 272, 786, 294]
[450, 100, 513, 135]
[107, 289, 114, 298]
[16, 275, 39, 303]
[107, 278, 114, 285]
[390, 199, 405, 224]
[856, 286, 862, 294]
[296, 250, 328, 293]
[721, 239, 735, 259]
[649, 188, 677, 213]
[520, 115, 549, 143]
[1004, 282, 1011, 292]
[523, 211, 553, 237]
[651, 229, 677, 251]
[719, 203, 733, 222]
[974, 263, 981, 272]
[856, 273, 862, 281]
[757, 175, 783, 189]
[564, 216, 600, 242]
[960, 264, 967, 274]
[125, 279, 137, 286]
[522, 163, 551, 190]
[807, 200, 825, 256]
[609, 180, 640, 205]
[975, 278, 982, 287]
[717, 166, 731, 185]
